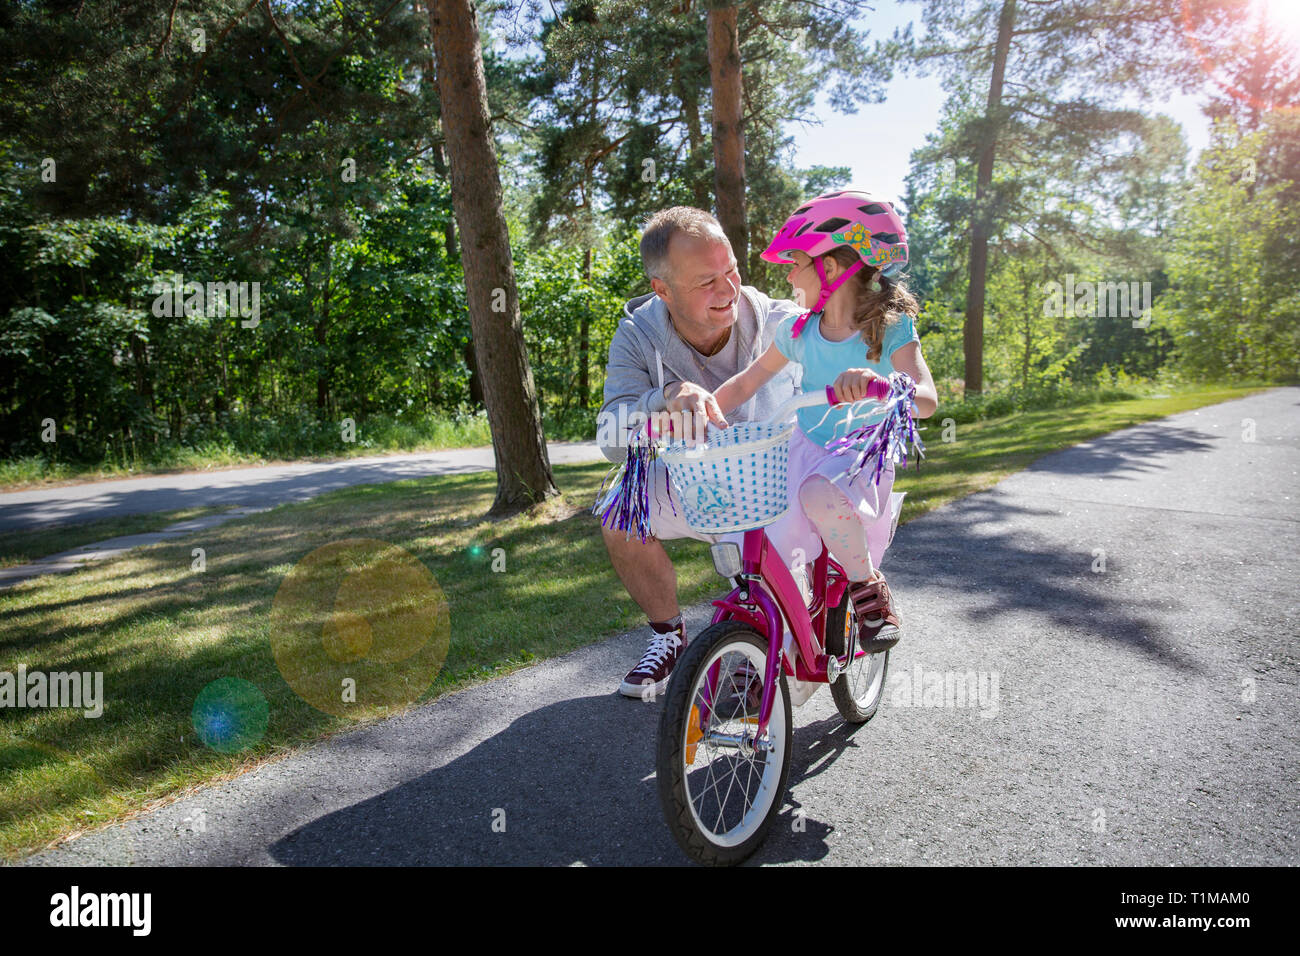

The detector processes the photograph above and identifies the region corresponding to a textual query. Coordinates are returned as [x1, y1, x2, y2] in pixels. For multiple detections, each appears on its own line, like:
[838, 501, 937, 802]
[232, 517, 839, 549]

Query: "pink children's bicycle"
[653, 386, 911, 866]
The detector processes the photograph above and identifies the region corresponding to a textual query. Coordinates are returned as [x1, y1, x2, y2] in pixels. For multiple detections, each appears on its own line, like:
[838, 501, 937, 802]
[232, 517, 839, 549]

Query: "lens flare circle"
[191, 677, 269, 753]
[269, 538, 450, 718]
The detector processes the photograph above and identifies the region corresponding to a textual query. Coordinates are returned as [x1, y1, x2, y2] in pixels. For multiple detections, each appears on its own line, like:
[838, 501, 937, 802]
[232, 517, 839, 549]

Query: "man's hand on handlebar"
[659, 381, 728, 444]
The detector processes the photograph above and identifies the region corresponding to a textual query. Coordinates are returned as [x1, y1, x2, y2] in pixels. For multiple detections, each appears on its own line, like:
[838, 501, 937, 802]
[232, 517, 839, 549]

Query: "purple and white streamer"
[822, 371, 925, 485]
[591, 424, 672, 542]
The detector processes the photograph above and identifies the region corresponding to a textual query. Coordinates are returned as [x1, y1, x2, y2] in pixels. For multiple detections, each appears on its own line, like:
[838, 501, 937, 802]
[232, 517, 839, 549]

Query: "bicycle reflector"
[710, 542, 743, 578]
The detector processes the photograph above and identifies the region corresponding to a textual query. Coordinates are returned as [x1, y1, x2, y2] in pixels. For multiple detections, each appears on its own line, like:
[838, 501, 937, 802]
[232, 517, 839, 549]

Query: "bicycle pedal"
[826, 655, 844, 682]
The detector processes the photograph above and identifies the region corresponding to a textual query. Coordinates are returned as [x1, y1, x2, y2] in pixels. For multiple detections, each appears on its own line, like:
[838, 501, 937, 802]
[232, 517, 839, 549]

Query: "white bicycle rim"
[682, 639, 787, 849]
[846, 646, 888, 707]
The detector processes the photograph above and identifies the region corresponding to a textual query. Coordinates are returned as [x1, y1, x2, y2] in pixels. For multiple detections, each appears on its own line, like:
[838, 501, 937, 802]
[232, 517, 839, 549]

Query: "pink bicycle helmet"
[761, 188, 909, 280]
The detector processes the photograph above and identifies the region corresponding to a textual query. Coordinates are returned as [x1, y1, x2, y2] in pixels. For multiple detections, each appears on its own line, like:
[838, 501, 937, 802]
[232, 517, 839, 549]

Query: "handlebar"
[764, 378, 892, 426]
[659, 378, 895, 443]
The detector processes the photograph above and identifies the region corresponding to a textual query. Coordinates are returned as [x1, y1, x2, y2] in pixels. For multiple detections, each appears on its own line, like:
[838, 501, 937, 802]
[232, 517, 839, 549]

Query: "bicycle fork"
[702, 529, 853, 750]
[699, 532, 794, 749]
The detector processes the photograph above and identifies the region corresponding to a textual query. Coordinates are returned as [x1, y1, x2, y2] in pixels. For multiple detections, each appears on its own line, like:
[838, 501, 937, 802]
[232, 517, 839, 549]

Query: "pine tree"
[429, 0, 559, 514]
[874, 0, 1244, 393]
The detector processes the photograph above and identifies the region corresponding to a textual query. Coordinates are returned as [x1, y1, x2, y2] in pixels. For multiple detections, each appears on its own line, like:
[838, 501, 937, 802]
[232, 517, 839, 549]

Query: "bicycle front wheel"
[656, 620, 793, 866]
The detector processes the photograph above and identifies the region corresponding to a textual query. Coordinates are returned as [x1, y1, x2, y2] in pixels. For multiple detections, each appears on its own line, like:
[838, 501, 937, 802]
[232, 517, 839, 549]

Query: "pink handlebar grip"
[826, 378, 890, 405]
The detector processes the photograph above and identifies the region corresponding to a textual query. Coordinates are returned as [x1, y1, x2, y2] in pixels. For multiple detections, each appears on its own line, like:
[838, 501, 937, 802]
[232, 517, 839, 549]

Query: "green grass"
[0, 507, 228, 569]
[0, 411, 495, 491]
[0, 383, 1270, 859]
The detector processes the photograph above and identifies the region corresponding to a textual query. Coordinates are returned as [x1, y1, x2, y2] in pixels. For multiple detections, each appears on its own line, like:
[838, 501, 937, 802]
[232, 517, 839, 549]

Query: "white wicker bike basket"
[661, 420, 797, 534]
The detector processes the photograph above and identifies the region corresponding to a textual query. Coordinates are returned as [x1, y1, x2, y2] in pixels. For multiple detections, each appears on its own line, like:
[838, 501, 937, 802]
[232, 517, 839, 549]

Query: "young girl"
[713, 189, 938, 650]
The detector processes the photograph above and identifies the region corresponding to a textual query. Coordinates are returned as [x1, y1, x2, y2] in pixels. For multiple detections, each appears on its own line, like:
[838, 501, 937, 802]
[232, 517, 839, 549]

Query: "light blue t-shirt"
[773, 311, 920, 447]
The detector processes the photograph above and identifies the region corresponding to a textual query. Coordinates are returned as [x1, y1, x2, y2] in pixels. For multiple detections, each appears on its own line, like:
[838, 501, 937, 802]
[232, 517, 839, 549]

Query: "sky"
[788, 0, 1218, 207]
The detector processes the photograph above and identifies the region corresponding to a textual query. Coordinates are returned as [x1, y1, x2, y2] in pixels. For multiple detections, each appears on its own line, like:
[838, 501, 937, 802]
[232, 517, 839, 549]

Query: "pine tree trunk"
[676, 64, 711, 209]
[708, 3, 748, 274]
[962, 0, 1017, 396]
[417, 0, 459, 257]
[429, 0, 558, 515]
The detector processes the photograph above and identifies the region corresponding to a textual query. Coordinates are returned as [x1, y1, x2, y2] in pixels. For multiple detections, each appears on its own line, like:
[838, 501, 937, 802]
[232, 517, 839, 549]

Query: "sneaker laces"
[634, 632, 681, 673]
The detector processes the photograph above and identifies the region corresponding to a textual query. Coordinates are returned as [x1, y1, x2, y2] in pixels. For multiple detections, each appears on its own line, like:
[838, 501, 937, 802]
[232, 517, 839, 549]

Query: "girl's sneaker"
[847, 572, 901, 652]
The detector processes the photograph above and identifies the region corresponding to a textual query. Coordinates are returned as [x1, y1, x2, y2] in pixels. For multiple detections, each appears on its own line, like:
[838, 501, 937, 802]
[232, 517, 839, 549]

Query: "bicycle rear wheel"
[656, 620, 792, 866]
[827, 586, 890, 724]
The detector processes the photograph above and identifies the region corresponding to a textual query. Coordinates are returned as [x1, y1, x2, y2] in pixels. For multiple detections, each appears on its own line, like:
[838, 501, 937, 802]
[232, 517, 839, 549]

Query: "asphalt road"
[0, 442, 604, 533]
[21, 388, 1299, 866]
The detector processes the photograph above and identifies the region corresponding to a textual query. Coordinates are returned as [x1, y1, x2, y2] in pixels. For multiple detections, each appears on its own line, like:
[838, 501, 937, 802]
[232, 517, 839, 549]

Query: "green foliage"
[1, 0, 1297, 473]
[888, 0, 1300, 401]
[517, 232, 645, 415]
[517, 2, 879, 274]
[1155, 115, 1300, 381]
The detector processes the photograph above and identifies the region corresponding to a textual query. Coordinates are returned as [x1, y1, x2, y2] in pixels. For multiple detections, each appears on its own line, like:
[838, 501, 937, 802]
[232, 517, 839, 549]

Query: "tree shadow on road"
[888, 491, 1199, 671]
[267, 689, 875, 866]
[1016, 424, 1218, 480]
[265, 690, 674, 866]
[268, 474, 1202, 866]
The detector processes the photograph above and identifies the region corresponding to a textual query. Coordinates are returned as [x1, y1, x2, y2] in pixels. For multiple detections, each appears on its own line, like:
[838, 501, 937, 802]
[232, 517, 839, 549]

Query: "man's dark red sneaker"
[619, 631, 685, 698]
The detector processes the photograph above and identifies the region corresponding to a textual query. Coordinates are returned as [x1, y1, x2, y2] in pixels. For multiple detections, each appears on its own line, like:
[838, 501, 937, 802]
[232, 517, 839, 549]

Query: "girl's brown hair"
[824, 246, 920, 362]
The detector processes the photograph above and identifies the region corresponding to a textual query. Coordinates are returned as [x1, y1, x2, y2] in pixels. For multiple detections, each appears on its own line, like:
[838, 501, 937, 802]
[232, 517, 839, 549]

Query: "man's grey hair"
[640, 207, 729, 283]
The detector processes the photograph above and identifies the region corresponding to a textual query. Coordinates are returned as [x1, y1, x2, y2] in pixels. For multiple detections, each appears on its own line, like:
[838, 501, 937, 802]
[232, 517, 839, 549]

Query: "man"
[597, 207, 802, 697]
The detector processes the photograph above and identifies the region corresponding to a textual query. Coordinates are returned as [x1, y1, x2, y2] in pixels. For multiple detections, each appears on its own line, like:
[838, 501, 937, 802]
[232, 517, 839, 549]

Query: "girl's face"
[787, 251, 829, 311]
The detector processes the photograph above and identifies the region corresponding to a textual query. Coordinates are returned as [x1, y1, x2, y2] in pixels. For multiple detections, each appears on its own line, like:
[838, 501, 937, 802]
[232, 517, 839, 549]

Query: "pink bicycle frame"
[703, 530, 851, 738]
[693, 382, 886, 739]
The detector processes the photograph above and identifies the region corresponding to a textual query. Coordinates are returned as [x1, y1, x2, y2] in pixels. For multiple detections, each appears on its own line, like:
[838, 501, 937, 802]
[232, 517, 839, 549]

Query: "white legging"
[796, 475, 876, 582]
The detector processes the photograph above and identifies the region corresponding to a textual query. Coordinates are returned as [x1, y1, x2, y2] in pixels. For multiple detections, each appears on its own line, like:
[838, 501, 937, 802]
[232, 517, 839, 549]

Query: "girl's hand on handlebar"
[832, 368, 885, 404]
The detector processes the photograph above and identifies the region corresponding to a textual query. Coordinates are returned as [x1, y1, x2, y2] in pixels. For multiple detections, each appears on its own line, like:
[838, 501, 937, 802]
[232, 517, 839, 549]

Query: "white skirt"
[761, 426, 901, 572]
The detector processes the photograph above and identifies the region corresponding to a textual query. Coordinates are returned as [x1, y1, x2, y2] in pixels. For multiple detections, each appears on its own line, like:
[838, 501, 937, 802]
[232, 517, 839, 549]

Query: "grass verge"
[0, 383, 1269, 858]
[0, 411, 496, 491]
[0, 507, 228, 569]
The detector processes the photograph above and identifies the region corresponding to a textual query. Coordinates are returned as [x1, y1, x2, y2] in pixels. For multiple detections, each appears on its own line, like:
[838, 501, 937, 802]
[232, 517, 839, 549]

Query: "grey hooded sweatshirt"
[597, 286, 803, 462]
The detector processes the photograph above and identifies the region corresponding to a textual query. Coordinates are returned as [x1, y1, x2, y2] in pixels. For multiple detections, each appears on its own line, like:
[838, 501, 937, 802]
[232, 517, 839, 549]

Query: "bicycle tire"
[826, 586, 890, 724]
[656, 620, 793, 866]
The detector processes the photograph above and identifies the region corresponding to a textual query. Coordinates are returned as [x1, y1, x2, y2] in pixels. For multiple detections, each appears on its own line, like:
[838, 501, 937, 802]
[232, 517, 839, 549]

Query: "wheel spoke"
[741, 751, 761, 816]
[692, 683, 745, 833]
[716, 753, 742, 830]
[671, 629, 787, 852]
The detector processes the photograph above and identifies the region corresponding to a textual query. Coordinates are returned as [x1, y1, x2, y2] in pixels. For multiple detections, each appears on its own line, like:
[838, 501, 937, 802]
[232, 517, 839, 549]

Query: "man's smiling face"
[651, 231, 740, 339]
